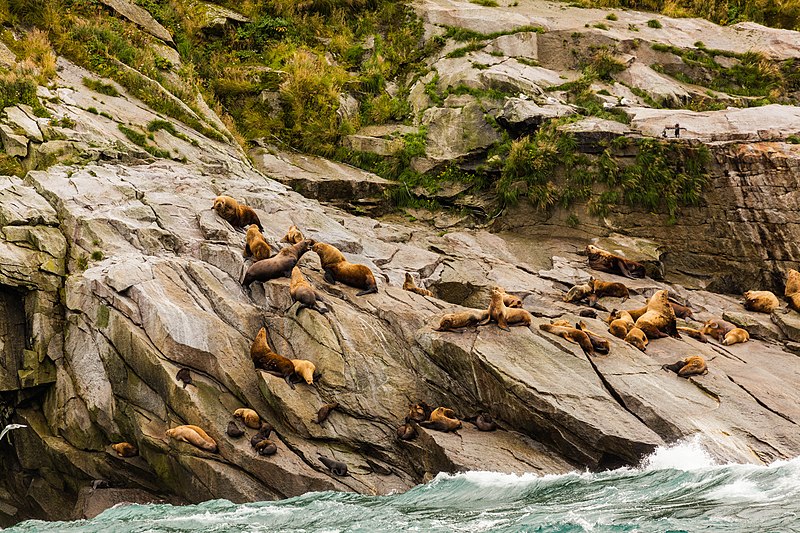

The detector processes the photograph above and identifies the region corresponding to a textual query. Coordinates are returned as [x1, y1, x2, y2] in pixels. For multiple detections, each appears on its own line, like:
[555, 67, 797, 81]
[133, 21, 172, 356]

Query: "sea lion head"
[212, 195, 237, 218]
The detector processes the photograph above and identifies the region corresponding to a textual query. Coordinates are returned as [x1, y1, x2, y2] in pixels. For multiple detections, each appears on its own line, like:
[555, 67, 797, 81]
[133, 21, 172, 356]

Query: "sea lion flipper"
[356, 287, 378, 296]
[323, 269, 336, 284]
[617, 259, 633, 279]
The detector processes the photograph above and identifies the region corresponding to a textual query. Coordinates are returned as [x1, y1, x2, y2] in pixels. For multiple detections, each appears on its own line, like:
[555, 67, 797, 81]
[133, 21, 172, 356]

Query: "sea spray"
[6, 439, 800, 532]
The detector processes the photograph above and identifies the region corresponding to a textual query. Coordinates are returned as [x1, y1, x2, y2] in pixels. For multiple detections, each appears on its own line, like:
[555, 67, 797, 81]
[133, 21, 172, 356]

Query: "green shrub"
[605, 13, 618, 20]
[82, 77, 120, 97]
[647, 19, 662, 28]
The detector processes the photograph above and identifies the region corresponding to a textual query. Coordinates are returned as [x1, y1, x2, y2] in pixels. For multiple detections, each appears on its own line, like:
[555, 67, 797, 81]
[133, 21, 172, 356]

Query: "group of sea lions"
[396, 402, 498, 440]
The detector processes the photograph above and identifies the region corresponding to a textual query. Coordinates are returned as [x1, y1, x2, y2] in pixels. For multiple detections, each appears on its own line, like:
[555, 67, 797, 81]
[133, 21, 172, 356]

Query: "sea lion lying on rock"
[784, 269, 800, 312]
[233, 408, 261, 429]
[318, 455, 348, 476]
[166, 425, 217, 452]
[251, 327, 297, 388]
[721, 327, 750, 346]
[250, 423, 273, 447]
[403, 273, 433, 297]
[539, 322, 595, 355]
[662, 356, 707, 377]
[677, 327, 708, 343]
[435, 309, 489, 332]
[226, 421, 244, 438]
[406, 402, 433, 423]
[589, 277, 629, 303]
[483, 287, 532, 331]
[280, 224, 304, 245]
[242, 239, 313, 286]
[699, 319, 736, 343]
[212, 195, 262, 230]
[290, 266, 328, 315]
[243, 224, 271, 261]
[624, 327, 648, 352]
[313, 242, 377, 296]
[175, 368, 194, 389]
[564, 282, 593, 304]
[634, 290, 680, 340]
[111, 442, 138, 457]
[496, 287, 523, 308]
[606, 309, 635, 339]
[744, 290, 779, 313]
[396, 423, 417, 441]
[466, 413, 497, 432]
[669, 301, 694, 320]
[576, 321, 610, 354]
[420, 407, 461, 432]
[291, 359, 317, 385]
[313, 402, 339, 424]
[585, 245, 645, 279]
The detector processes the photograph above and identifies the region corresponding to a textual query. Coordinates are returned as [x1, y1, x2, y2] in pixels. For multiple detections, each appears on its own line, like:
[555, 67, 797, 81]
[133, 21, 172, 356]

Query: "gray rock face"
[99, 0, 174, 44]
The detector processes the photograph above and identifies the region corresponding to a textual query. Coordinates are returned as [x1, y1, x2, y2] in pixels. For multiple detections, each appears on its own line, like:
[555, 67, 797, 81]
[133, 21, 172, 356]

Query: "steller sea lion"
[226, 421, 244, 438]
[585, 244, 646, 279]
[564, 282, 593, 304]
[496, 287, 523, 308]
[484, 287, 532, 331]
[111, 442, 138, 457]
[313, 402, 339, 424]
[635, 290, 680, 340]
[607, 309, 635, 339]
[212, 196, 262, 230]
[251, 327, 297, 389]
[403, 273, 433, 297]
[396, 423, 417, 441]
[579, 308, 597, 319]
[175, 368, 194, 389]
[699, 319, 736, 343]
[242, 239, 314, 286]
[624, 326, 648, 352]
[788, 292, 800, 313]
[250, 423, 273, 447]
[420, 407, 461, 432]
[435, 309, 489, 331]
[318, 455, 348, 476]
[589, 277, 629, 302]
[677, 327, 708, 343]
[280, 224, 304, 245]
[291, 359, 316, 385]
[576, 321, 610, 354]
[467, 413, 497, 432]
[290, 266, 328, 315]
[662, 355, 707, 377]
[255, 439, 278, 456]
[406, 402, 433, 424]
[786, 269, 800, 297]
[669, 301, 694, 320]
[313, 242, 378, 296]
[744, 290, 779, 313]
[539, 323, 595, 355]
[243, 224, 272, 261]
[233, 408, 261, 429]
[166, 425, 217, 452]
[722, 327, 750, 346]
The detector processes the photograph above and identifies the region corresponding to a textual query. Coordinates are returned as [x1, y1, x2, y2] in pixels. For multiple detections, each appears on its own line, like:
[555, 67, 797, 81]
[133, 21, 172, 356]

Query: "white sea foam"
[640, 436, 716, 471]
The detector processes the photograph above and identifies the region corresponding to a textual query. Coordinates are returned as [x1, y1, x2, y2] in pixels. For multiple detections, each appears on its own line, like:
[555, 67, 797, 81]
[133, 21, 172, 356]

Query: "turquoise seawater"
[6, 440, 800, 532]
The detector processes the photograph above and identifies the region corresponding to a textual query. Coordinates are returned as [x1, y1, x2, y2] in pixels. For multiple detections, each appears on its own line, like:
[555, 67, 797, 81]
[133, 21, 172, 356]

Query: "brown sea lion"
[576, 321, 610, 354]
[626, 305, 649, 321]
[785, 269, 800, 298]
[669, 301, 694, 320]
[677, 327, 708, 343]
[280, 224, 304, 245]
[319, 455, 348, 476]
[313, 402, 339, 424]
[250, 423, 273, 447]
[607, 309, 635, 339]
[242, 239, 314, 286]
[226, 421, 244, 438]
[406, 402, 433, 424]
[111, 442, 138, 457]
[634, 290, 680, 340]
[743, 290, 779, 313]
[564, 282, 593, 304]
[396, 423, 417, 441]
[722, 327, 750, 346]
[624, 326, 648, 352]
[212, 195, 262, 230]
[699, 319, 736, 343]
[254, 439, 278, 456]
[608, 319, 629, 339]
[788, 292, 800, 313]
[166, 425, 217, 452]
[233, 408, 261, 429]
[251, 327, 297, 388]
[485, 287, 532, 331]
[585, 244, 646, 279]
[468, 413, 497, 432]
[243, 224, 271, 261]
[539, 323, 595, 354]
[496, 287, 523, 308]
[662, 355, 707, 377]
[292, 359, 316, 385]
[175, 367, 194, 389]
[435, 309, 489, 331]
[403, 273, 433, 297]
[290, 266, 328, 315]
[420, 407, 461, 432]
[589, 277, 629, 302]
[579, 308, 597, 319]
[313, 242, 377, 296]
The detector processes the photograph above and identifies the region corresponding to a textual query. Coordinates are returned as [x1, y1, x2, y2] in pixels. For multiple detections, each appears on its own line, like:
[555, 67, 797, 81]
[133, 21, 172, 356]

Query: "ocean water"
[6, 439, 800, 532]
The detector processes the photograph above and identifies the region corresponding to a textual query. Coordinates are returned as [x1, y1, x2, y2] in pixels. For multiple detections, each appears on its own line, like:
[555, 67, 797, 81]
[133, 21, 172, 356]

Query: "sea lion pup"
[313, 242, 378, 296]
[166, 425, 218, 453]
[467, 413, 497, 432]
[406, 402, 433, 424]
[539, 323, 595, 355]
[290, 266, 328, 315]
[743, 290, 780, 313]
[280, 224, 304, 245]
[291, 359, 316, 385]
[242, 239, 314, 286]
[699, 319, 735, 342]
[226, 421, 244, 438]
[579, 309, 597, 319]
[722, 327, 750, 346]
[435, 309, 489, 332]
[254, 439, 278, 456]
[585, 244, 646, 279]
[250, 422, 274, 447]
[662, 355, 708, 377]
[576, 322, 610, 354]
[396, 423, 417, 441]
[607, 309, 635, 339]
[677, 327, 708, 343]
[589, 277, 629, 302]
[624, 326, 648, 352]
[233, 408, 261, 429]
[212, 195, 262, 230]
[403, 273, 433, 297]
[634, 290, 680, 340]
[564, 282, 593, 304]
[669, 301, 694, 320]
[420, 407, 462, 432]
[251, 327, 297, 388]
[243, 224, 271, 261]
[111, 442, 138, 457]
[175, 368, 194, 389]
[485, 287, 532, 331]
[313, 402, 339, 424]
[318, 455, 348, 476]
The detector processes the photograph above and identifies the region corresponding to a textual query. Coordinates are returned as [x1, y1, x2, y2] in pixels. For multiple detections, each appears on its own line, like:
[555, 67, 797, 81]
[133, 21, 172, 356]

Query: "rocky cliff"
[2, 0, 800, 527]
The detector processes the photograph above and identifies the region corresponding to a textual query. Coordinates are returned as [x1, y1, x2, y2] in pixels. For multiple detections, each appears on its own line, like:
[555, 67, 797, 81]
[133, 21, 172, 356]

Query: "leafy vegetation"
[118, 124, 171, 158]
[82, 77, 120, 97]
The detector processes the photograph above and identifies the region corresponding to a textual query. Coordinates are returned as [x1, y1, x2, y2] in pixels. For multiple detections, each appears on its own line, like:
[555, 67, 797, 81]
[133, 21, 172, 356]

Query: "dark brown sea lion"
[468, 413, 497, 432]
[585, 244, 645, 279]
[255, 439, 278, 456]
[242, 239, 314, 286]
[579, 308, 597, 319]
[318, 455, 348, 476]
[662, 355, 707, 377]
[313, 402, 339, 424]
[313, 242, 378, 296]
[175, 367, 194, 389]
[406, 402, 433, 424]
[669, 301, 694, 320]
[250, 327, 297, 388]
[396, 423, 417, 441]
[250, 422, 274, 447]
[226, 421, 244, 438]
[212, 195, 262, 230]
